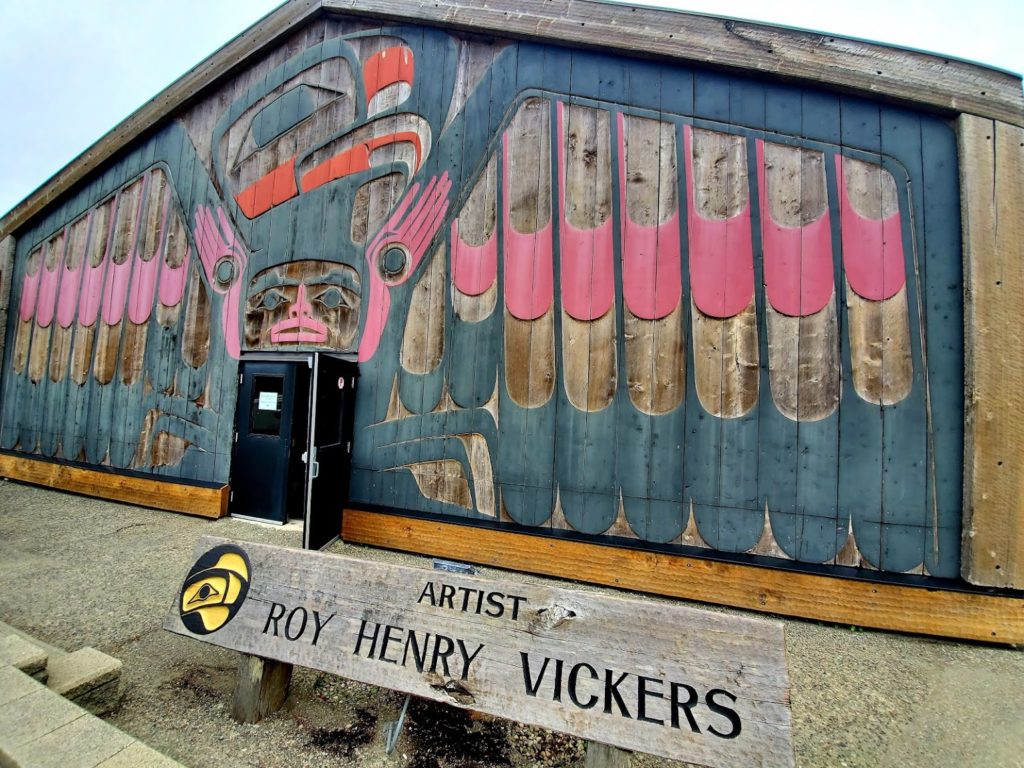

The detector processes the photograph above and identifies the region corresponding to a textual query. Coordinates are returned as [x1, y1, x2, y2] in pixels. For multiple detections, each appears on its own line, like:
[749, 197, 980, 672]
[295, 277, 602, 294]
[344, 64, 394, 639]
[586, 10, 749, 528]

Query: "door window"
[250, 375, 285, 435]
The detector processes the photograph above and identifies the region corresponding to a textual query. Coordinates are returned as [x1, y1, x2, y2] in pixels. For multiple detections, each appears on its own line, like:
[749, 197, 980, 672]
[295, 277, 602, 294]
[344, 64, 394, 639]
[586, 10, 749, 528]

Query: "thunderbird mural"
[0, 22, 964, 577]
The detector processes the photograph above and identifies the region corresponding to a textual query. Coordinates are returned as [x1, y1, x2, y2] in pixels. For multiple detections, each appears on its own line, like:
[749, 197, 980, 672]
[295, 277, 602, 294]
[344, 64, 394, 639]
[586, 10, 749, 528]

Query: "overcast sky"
[1, 0, 1021, 218]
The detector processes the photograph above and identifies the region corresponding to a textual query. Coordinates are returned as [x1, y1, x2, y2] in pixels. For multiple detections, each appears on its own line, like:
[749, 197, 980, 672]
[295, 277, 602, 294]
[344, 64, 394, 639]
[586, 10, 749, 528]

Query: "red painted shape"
[157, 244, 190, 309]
[194, 205, 248, 360]
[501, 133, 553, 321]
[234, 157, 298, 219]
[300, 132, 423, 193]
[57, 244, 85, 329]
[18, 252, 42, 323]
[755, 140, 834, 317]
[302, 145, 369, 192]
[78, 214, 113, 328]
[834, 156, 906, 301]
[157, 247, 190, 308]
[101, 254, 133, 326]
[363, 46, 415, 105]
[683, 125, 755, 319]
[35, 239, 65, 329]
[616, 113, 681, 321]
[450, 219, 497, 296]
[556, 103, 615, 322]
[128, 192, 170, 325]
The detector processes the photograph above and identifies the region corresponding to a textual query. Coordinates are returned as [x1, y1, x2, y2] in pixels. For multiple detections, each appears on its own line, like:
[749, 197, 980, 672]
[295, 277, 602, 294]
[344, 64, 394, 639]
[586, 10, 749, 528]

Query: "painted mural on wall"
[0, 19, 963, 576]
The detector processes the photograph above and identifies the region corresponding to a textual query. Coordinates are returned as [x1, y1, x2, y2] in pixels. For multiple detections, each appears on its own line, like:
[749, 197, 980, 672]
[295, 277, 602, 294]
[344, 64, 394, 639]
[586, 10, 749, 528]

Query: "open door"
[303, 353, 358, 549]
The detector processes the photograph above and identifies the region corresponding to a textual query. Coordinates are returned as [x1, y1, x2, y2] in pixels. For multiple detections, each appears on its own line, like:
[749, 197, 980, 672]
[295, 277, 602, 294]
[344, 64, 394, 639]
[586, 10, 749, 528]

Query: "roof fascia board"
[321, 0, 1023, 124]
[3, 0, 1021, 238]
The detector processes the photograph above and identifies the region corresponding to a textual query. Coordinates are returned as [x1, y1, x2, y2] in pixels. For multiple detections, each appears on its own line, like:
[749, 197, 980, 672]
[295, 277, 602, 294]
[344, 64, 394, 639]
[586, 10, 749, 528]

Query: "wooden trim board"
[1, 0, 1020, 238]
[342, 508, 1024, 645]
[324, 0, 1024, 125]
[958, 115, 1024, 588]
[0, 454, 228, 519]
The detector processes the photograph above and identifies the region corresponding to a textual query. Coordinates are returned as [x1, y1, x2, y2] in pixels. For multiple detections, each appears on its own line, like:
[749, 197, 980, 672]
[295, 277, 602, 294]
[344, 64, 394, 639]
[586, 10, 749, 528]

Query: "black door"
[231, 361, 307, 524]
[303, 353, 358, 549]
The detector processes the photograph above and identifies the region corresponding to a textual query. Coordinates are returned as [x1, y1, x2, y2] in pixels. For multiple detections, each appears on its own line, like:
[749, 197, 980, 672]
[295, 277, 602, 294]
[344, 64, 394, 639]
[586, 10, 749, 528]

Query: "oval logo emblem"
[179, 544, 251, 635]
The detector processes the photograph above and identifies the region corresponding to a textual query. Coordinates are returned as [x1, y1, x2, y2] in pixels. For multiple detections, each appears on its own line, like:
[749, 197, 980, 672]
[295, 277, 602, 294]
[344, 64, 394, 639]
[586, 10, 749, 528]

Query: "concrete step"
[0, 665, 183, 768]
[45, 648, 121, 716]
[0, 636, 47, 683]
[0, 623, 121, 716]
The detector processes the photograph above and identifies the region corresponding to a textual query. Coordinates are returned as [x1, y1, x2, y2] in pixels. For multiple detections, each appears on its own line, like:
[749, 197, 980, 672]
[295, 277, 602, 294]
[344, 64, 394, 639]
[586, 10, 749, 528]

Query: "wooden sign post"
[164, 537, 794, 767]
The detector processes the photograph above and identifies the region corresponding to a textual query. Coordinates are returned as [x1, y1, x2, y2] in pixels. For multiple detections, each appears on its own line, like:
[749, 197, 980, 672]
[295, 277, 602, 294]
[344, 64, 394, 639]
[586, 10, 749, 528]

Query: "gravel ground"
[1, 478, 1022, 768]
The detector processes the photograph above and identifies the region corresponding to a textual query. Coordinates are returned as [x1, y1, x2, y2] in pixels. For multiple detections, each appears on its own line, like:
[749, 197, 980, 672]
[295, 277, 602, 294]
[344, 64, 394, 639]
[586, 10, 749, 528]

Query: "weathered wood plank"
[166, 537, 794, 768]
[959, 115, 1024, 588]
[232, 653, 293, 724]
[0, 235, 14, 398]
[0, 454, 228, 518]
[327, 0, 1024, 124]
[342, 508, 1024, 644]
[687, 128, 758, 418]
[760, 141, 839, 421]
[586, 742, 632, 768]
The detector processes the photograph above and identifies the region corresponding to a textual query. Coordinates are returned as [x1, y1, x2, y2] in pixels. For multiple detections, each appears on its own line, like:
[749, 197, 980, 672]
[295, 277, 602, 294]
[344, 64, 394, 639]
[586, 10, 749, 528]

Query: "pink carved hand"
[194, 204, 248, 359]
[359, 172, 452, 362]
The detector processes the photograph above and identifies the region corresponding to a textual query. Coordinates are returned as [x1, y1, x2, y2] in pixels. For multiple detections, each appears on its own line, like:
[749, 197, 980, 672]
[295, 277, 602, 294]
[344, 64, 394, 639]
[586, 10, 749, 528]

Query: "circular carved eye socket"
[379, 245, 409, 282]
[315, 286, 344, 310]
[214, 256, 237, 287]
[261, 290, 285, 311]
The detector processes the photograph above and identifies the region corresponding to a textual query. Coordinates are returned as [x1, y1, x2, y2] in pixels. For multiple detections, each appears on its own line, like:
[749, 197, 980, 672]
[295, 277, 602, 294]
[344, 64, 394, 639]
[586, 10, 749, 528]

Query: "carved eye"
[378, 244, 409, 283]
[186, 581, 221, 605]
[260, 289, 286, 311]
[214, 256, 237, 287]
[313, 286, 346, 310]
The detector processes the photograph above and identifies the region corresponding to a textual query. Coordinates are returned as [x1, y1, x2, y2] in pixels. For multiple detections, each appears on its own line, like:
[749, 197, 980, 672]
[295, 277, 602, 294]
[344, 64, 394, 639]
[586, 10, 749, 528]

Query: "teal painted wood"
[109, 140, 159, 470]
[553, 54, 620, 535]
[1, 119, 237, 484]
[0, 23, 965, 578]
[918, 118, 963, 579]
[397, 28, 454, 417]
[756, 93, 843, 563]
[614, 79, 660, 542]
[709, 129, 764, 554]
[494, 78, 558, 528]
[870, 102, 929, 572]
[445, 46, 507, 411]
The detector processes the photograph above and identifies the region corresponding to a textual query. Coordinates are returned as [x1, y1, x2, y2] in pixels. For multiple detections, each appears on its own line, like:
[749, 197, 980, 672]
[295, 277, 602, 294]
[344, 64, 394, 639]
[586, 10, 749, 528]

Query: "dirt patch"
[302, 708, 377, 757]
[167, 664, 236, 700]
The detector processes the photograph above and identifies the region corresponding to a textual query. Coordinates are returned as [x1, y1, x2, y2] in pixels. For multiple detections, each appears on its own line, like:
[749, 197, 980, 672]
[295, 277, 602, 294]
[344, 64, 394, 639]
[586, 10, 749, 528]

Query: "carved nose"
[289, 283, 313, 318]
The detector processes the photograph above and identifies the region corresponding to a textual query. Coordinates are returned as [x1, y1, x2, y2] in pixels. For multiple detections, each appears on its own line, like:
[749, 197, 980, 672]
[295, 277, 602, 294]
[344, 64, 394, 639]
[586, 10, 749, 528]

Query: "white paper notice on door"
[257, 392, 279, 411]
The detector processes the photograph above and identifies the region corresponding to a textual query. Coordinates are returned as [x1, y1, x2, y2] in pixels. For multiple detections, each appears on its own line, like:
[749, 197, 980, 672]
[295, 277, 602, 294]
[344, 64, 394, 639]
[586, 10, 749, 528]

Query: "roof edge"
[2, 0, 1021, 238]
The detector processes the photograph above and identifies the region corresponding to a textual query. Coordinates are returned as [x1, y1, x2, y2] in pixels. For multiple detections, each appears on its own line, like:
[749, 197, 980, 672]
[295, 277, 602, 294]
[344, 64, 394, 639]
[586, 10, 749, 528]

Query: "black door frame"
[230, 357, 309, 525]
[231, 352, 357, 548]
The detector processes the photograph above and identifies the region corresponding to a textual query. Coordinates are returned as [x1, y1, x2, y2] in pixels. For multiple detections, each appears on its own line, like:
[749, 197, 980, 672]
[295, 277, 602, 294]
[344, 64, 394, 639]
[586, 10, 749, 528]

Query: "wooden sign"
[164, 537, 794, 767]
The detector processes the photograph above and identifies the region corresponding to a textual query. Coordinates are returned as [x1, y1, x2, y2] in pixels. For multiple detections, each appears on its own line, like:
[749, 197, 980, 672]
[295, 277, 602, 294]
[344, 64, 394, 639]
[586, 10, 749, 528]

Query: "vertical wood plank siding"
[959, 115, 1024, 588]
[0, 1, 1020, 614]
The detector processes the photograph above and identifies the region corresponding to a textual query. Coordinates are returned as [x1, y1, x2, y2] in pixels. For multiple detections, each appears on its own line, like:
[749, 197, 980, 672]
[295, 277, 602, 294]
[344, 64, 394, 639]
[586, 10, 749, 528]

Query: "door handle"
[311, 460, 319, 479]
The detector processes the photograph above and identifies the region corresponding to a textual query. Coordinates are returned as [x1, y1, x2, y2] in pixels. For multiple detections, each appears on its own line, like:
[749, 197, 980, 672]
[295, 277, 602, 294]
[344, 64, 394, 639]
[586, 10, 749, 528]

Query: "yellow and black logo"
[179, 544, 251, 635]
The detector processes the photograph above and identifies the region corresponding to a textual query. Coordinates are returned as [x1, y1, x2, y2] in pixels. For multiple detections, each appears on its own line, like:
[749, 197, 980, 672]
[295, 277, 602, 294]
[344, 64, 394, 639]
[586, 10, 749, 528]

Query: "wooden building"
[1, 0, 1021, 642]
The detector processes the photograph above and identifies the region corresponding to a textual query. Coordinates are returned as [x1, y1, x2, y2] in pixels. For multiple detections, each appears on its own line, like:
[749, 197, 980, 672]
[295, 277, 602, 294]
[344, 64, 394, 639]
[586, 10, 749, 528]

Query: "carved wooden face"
[244, 260, 360, 351]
